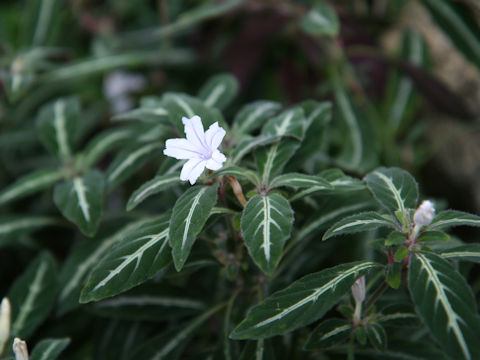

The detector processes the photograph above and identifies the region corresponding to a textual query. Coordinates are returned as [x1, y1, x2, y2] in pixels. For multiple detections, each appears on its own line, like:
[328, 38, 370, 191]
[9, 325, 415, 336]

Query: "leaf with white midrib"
[233, 100, 281, 136]
[408, 251, 480, 360]
[0, 216, 61, 239]
[81, 128, 132, 167]
[241, 193, 293, 275]
[80, 216, 171, 302]
[430, 210, 480, 230]
[198, 73, 238, 109]
[440, 244, 480, 263]
[127, 172, 181, 210]
[169, 184, 219, 271]
[323, 212, 397, 240]
[231, 261, 379, 339]
[30, 338, 70, 360]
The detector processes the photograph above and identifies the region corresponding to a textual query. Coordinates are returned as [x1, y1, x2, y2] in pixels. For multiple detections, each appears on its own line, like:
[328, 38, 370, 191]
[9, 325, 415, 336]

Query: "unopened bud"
[13, 338, 29, 360]
[0, 298, 10, 355]
[351, 276, 366, 304]
[414, 200, 435, 226]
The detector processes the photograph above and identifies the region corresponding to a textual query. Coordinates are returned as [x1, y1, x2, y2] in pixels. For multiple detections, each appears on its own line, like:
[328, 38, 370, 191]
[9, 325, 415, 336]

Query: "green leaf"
[299, 1, 339, 37]
[162, 92, 224, 131]
[394, 246, 409, 262]
[256, 141, 301, 185]
[418, 231, 449, 243]
[238, 340, 275, 360]
[365, 167, 418, 214]
[53, 170, 104, 237]
[366, 323, 387, 351]
[80, 216, 171, 303]
[0, 216, 61, 246]
[241, 193, 294, 275]
[230, 135, 280, 164]
[127, 172, 181, 211]
[386, 262, 402, 289]
[8, 252, 58, 338]
[440, 244, 480, 263]
[430, 210, 480, 230]
[36, 97, 79, 160]
[385, 231, 406, 246]
[198, 73, 239, 110]
[269, 173, 331, 189]
[169, 184, 219, 271]
[210, 166, 260, 185]
[30, 338, 70, 360]
[421, 0, 480, 71]
[377, 304, 419, 327]
[79, 127, 133, 168]
[0, 169, 62, 206]
[323, 212, 397, 240]
[58, 218, 151, 315]
[230, 261, 379, 339]
[233, 100, 281, 136]
[111, 107, 170, 124]
[106, 142, 162, 188]
[304, 318, 352, 350]
[261, 108, 305, 140]
[408, 251, 480, 360]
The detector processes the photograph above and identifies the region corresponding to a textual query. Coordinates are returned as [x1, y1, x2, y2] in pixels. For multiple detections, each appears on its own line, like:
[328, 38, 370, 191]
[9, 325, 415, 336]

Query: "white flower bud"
[0, 298, 10, 355]
[414, 200, 435, 226]
[13, 338, 29, 360]
[351, 276, 366, 304]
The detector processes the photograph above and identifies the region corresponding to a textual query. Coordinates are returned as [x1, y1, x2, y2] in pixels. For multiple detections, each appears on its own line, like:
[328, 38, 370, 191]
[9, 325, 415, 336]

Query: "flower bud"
[13, 338, 29, 360]
[414, 200, 435, 226]
[0, 298, 10, 355]
[351, 276, 366, 304]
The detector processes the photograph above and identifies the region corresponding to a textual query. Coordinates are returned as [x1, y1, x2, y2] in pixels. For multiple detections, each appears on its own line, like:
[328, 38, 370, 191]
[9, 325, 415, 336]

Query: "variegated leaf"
[30, 338, 70, 360]
[53, 170, 104, 237]
[80, 216, 171, 302]
[269, 173, 331, 189]
[112, 107, 170, 124]
[261, 108, 305, 140]
[365, 167, 418, 214]
[198, 73, 238, 110]
[233, 100, 281, 136]
[36, 97, 79, 160]
[430, 210, 480, 230]
[323, 212, 397, 240]
[210, 166, 260, 185]
[230, 135, 280, 164]
[0, 216, 61, 245]
[241, 193, 293, 275]
[409, 251, 480, 360]
[169, 184, 219, 271]
[127, 172, 181, 211]
[0, 169, 62, 206]
[304, 318, 352, 350]
[299, 1, 339, 37]
[230, 261, 379, 339]
[440, 244, 480, 263]
[256, 141, 301, 186]
[106, 142, 162, 188]
[8, 252, 58, 338]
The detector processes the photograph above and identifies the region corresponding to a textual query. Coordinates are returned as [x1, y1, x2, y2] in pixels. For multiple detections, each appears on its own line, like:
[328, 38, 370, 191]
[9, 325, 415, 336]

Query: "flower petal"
[204, 122, 226, 150]
[206, 159, 223, 171]
[211, 149, 227, 164]
[183, 116, 207, 151]
[180, 158, 207, 185]
[164, 138, 203, 160]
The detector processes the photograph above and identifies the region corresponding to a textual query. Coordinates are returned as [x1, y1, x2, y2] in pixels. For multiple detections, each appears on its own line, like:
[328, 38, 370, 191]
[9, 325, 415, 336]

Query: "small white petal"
[183, 116, 207, 150]
[180, 159, 207, 185]
[211, 150, 227, 163]
[206, 159, 223, 171]
[164, 138, 203, 160]
[204, 122, 226, 149]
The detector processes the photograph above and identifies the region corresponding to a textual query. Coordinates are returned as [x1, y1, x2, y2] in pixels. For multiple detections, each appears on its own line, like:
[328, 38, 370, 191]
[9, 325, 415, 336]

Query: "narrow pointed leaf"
[270, 173, 331, 189]
[0, 169, 62, 206]
[377, 304, 420, 327]
[58, 218, 151, 314]
[440, 244, 480, 263]
[198, 73, 238, 110]
[408, 251, 480, 360]
[8, 252, 58, 338]
[0, 216, 61, 245]
[112, 107, 170, 124]
[53, 170, 104, 237]
[80, 127, 132, 168]
[127, 172, 181, 211]
[30, 338, 70, 360]
[304, 318, 352, 350]
[241, 193, 293, 275]
[430, 210, 480, 230]
[210, 166, 260, 185]
[365, 167, 418, 214]
[230, 135, 280, 164]
[80, 216, 171, 303]
[106, 142, 162, 188]
[36, 97, 79, 159]
[256, 141, 301, 185]
[261, 108, 305, 140]
[323, 212, 397, 240]
[169, 184, 219, 271]
[231, 261, 379, 339]
[366, 323, 387, 351]
[233, 101, 281, 136]
[300, 1, 339, 37]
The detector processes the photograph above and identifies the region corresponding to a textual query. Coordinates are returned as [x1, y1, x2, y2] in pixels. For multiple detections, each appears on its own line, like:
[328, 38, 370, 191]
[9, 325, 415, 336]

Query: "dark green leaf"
[127, 172, 181, 211]
[304, 318, 352, 350]
[30, 338, 70, 360]
[198, 73, 238, 110]
[323, 212, 397, 240]
[366, 323, 387, 351]
[440, 244, 480, 263]
[430, 210, 480, 230]
[233, 101, 281, 136]
[299, 1, 339, 37]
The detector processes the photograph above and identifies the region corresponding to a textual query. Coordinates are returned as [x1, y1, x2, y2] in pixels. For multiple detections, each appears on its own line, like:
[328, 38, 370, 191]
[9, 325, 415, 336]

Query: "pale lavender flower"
[164, 116, 227, 185]
[0, 298, 10, 355]
[414, 200, 435, 226]
[13, 338, 28, 360]
[103, 71, 146, 114]
[351, 276, 366, 304]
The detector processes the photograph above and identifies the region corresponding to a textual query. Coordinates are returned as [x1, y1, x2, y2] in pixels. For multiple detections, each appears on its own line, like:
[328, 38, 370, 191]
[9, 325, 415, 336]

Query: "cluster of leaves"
[1, 0, 480, 359]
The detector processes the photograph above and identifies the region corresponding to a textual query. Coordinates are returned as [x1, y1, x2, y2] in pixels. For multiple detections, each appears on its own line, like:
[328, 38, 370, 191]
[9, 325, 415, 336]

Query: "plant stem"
[348, 331, 355, 360]
[225, 175, 247, 207]
[364, 281, 388, 312]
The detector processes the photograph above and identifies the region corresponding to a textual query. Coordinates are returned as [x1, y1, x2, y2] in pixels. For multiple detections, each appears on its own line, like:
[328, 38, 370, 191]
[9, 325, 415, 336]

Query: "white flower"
[164, 116, 227, 185]
[103, 71, 146, 114]
[351, 276, 366, 304]
[0, 298, 10, 355]
[12, 338, 28, 360]
[414, 200, 435, 226]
